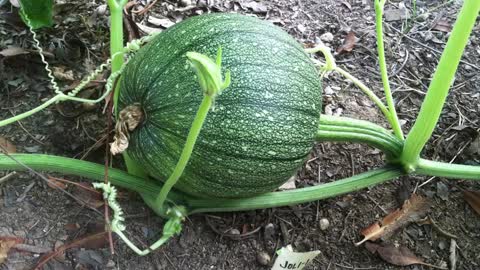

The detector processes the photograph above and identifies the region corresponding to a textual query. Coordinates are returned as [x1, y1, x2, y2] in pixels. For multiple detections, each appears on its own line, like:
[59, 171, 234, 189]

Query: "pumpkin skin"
[119, 13, 322, 198]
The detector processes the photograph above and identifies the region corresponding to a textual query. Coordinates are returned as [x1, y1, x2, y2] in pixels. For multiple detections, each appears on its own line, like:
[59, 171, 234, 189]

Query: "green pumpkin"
[119, 13, 322, 198]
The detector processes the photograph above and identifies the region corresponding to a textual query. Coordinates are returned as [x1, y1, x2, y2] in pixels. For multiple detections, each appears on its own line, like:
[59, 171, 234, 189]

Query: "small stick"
[449, 238, 457, 270]
[0, 172, 17, 184]
[428, 217, 458, 239]
[104, 90, 115, 255]
[0, 145, 103, 216]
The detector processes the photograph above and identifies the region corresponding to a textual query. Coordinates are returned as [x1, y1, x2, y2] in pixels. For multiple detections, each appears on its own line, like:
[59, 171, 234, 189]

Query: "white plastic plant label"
[271, 245, 320, 270]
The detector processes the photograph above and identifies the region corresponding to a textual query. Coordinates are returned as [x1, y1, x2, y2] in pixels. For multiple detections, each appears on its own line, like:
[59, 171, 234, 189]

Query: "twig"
[427, 216, 458, 239]
[0, 145, 103, 216]
[449, 238, 457, 270]
[366, 195, 388, 214]
[162, 250, 178, 270]
[205, 216, 261, 240]
[387, 24, 480, 70]
[133, 0, 158, 15]
[9, 110, 45, 145]
[14, 243, 51, 254]
[104, 90, 115, 255]
[16, 182, 35, 202]
[0, 172, 17, 184]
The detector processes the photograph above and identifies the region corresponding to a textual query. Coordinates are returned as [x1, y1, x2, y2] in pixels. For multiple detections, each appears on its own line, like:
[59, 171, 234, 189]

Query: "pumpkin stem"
[110, 104, 144, 155]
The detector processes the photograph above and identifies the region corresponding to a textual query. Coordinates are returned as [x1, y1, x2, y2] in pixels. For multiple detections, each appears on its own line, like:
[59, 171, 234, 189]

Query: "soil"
[1, 0, 479, 269]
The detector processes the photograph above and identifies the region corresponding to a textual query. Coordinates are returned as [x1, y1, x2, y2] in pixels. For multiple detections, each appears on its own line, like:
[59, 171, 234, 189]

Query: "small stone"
[436, 182, 449, 201]
[324, 86, 334, 95]
[264, 223, 275, 241]
[256, 251, 271, 266]
[106, 260, 116, 269]
[229, 228, 240, 235]
[319, 218, 330, 231]
[297, 24, 307, 33]
[320, 32, 334, 43]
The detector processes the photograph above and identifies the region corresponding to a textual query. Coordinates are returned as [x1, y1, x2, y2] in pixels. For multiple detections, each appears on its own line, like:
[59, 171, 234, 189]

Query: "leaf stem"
[0, 95, 61, 127]
[154, 96, 213, 209]
[186, 166, 403, 213]
[401, 0, 480, 171]
[334, 66, 390, 121]
[374, 0, 404, 140]
[416, 159, 480, 180]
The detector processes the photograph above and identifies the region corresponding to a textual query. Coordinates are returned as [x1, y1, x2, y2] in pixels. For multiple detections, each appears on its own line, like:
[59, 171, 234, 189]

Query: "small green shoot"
[154, 48, 231, 210]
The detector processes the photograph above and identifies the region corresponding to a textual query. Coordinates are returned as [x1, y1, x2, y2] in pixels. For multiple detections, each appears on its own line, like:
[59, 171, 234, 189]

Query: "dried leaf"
[365, 242, 445, 269]
[52, 66, 75, 81]
[0, 137, 17, 153]
[356, 194, 430, 245]
[34, 231, 108, 270]
[336, 31, 357, 54]
[433, 20, 452, 32]
[0, 237, 23, 264]
[73, 182, 104, 208]
[147, 16, 175, 28]
[64, 223, 81, 231]
[47, 176, 68, 190]
[463, 190, 480, 216]
[0, 47, 29, 57]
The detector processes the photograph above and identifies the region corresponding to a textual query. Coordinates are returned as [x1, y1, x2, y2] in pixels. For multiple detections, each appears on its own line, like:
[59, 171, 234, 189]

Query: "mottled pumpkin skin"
[119, 13, 322, 198]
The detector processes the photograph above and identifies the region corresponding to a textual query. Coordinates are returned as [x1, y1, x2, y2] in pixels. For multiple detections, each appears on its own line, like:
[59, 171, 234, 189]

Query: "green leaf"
[19, 0, 54, 29]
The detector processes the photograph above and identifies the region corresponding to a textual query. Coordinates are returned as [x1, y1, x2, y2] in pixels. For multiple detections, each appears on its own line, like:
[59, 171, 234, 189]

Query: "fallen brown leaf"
[463, 190, 480, 216]
[433, 19, 452, 32]
[365, 242, 445, 269]
[0, 237, 23, 264]
[34, 231, 108, 270]
[52, 66, 75, 81]
[73, 182, 104, 208]
[47, 176, 68, 190]
[356, 194, 430, 245]
[0, 137, 17, 153]
[336, 31, 357, 54]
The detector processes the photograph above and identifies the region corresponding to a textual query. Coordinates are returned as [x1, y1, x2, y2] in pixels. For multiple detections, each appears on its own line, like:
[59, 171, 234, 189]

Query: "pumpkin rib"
[129, 30, 310, 104]
[144, 93, 320, 119]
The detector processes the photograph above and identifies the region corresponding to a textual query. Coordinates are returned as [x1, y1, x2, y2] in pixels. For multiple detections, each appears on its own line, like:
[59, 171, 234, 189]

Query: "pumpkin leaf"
[463, 190, 480, 216]
[19, 0, 54, 29]
[356, 194, 430, 245]
[365, 242, 446, 269]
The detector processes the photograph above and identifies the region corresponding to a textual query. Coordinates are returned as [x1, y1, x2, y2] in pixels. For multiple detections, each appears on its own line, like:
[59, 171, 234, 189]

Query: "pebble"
[320, 32, 334, 43]
[229, 228, 240, 235]
[324, 86, 334, 95]
[264, 223, 275, 240]
[256, 251, 271, 266]
[319, 218, 330, 231]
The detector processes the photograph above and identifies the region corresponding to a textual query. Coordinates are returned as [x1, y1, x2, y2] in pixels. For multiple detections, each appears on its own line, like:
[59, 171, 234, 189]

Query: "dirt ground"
[1, 0, 479, 269]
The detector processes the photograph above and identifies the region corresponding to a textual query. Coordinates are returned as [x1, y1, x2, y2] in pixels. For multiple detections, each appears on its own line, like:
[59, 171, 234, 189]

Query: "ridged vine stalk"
[401, 0, 480, 172]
